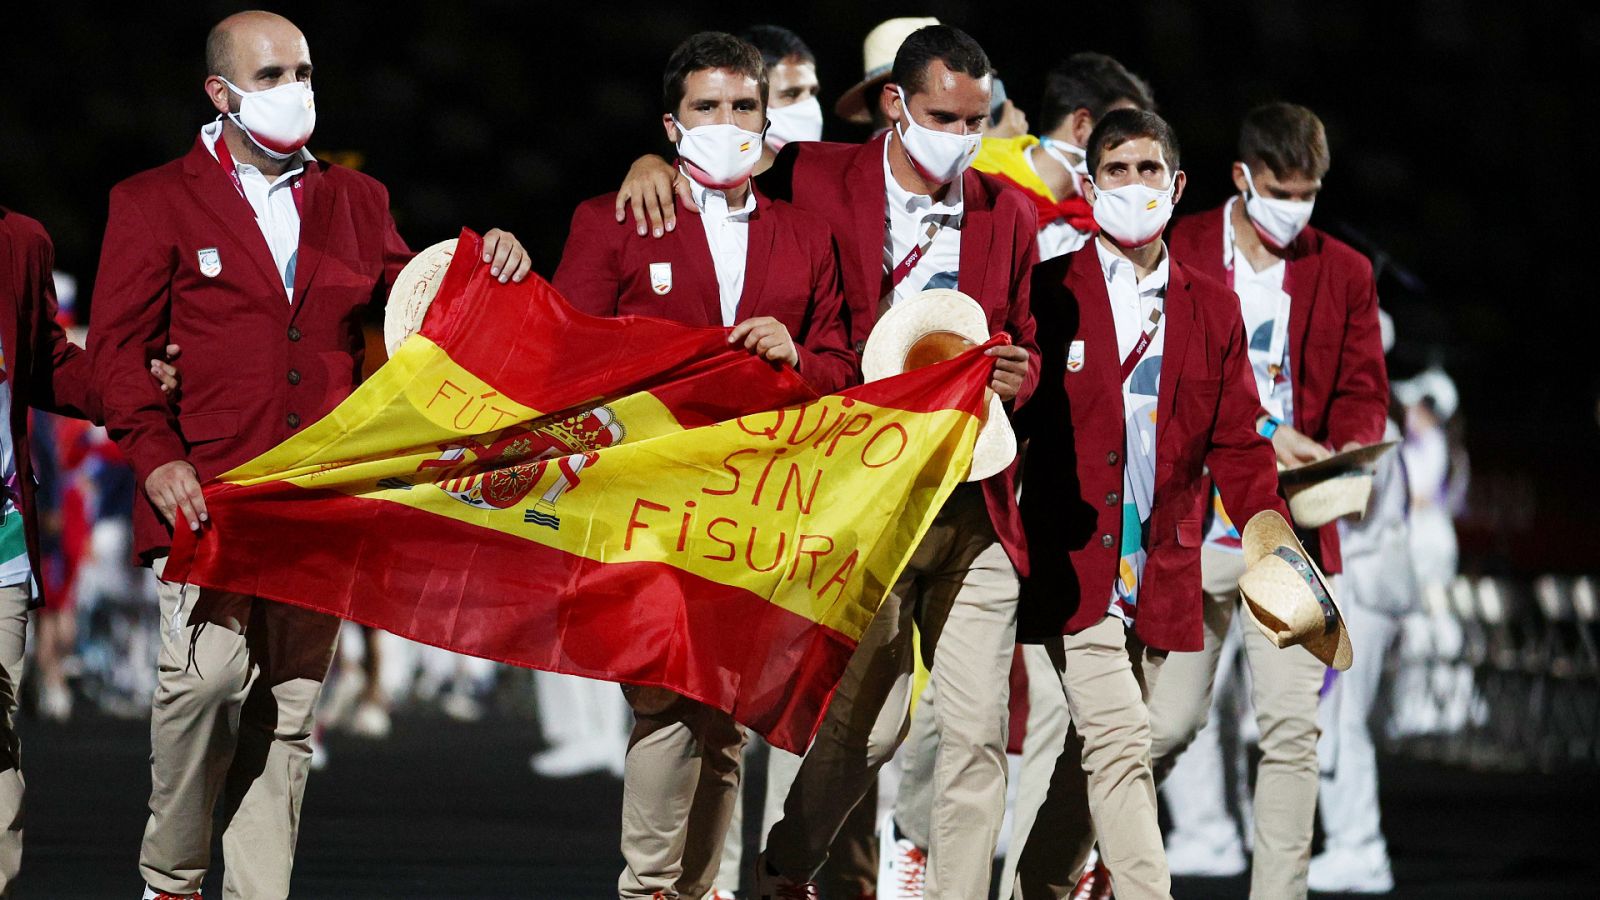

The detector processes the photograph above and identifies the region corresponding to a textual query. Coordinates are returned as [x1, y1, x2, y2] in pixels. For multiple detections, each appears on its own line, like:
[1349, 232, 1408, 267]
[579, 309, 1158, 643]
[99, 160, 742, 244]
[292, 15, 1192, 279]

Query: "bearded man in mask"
[87, 12, 528, 899]
[611, 23, 1040, 899]
[1148, 101, 1389, 900]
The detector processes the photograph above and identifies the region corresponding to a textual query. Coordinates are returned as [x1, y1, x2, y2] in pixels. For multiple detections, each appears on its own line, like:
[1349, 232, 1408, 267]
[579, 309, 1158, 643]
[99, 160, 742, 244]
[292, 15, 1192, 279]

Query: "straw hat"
[861, 288, 1016, 481]
[384, 238, 457, 353]
[835, 17, 940, 125]
[1238, 510, 1352, 671]
[1394, 366, 1459, 421]
[1278, 441, 1397, 528]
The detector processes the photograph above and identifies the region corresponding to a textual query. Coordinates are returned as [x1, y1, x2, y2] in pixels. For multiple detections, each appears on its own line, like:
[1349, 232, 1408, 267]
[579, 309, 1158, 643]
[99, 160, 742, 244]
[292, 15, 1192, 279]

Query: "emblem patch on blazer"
[1066, 340, 1085, 373]
[197, 247, 222, 278]
[649, 262, 672, 295]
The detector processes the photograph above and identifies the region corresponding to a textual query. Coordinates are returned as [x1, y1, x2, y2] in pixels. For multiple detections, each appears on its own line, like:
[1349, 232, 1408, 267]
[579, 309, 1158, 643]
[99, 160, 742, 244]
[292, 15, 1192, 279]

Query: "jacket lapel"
[1066, 247, 1121, 407]
[181, 137, 289, 303]
[0, 213, 18, 387]
[735, 191, 774, 321]
[847, 135, 888, 334]
[670, 197, 723, 327]
[1155, 260, 1195, 448]
[958, 169, 993, 312]
[1283, 232, 1321, 400]
[289, 159, 333, 321]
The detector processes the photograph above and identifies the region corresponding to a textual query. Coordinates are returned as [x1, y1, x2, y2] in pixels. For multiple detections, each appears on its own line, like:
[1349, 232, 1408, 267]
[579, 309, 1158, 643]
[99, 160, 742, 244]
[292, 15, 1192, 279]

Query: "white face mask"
[1241, 164, 1315, 249]
[220, 77, 316, 160]
[1039, 136, 1090, 193]
[764, 96, 823, 151]
[894, 88, 981, 185]
[673, 118, 765, 190]
[1091, 168, 1179, 248]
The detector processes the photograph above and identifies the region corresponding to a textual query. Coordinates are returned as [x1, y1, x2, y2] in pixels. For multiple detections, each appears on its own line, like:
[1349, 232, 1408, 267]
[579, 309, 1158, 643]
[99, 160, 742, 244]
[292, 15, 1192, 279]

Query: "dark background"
[6, 0, 1596, 574]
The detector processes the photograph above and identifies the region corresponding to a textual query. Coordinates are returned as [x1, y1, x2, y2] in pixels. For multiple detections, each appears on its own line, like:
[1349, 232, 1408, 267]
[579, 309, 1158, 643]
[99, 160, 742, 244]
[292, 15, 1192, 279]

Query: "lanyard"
[213, 135, 305, 216]
[1120, 307, 1163, 382]
[886, 213, 952, 291]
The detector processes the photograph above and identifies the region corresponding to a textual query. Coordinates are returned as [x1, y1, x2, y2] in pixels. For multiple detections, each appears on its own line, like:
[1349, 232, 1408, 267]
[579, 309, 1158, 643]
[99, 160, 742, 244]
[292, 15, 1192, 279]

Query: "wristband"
[1258, 415, 1282, 440]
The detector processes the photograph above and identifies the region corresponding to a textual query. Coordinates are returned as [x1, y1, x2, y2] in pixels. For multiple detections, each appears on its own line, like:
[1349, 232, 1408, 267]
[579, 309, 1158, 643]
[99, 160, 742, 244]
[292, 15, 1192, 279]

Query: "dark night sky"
[4, 1, 1597, 572]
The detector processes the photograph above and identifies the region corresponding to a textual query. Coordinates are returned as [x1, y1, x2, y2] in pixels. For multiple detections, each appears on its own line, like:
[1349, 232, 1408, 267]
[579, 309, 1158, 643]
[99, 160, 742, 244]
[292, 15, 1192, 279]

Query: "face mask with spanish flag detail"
[219, 77, 316, 160]
[894, 87, 981, 185]
[1241, 163, 1315, 249]
[1091, 170, 1178, 248]
[673, 119, 765, 190]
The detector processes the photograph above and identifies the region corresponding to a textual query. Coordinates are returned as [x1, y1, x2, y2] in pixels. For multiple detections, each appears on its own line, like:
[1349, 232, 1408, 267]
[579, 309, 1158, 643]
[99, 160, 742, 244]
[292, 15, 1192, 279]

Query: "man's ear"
[1172, 169, 1187, 205]
[662, 113, 680, 144]
[204, 76, 232, 116]
[1083, 178, 1098, 206]
[880, 82, 904, 126]
[1069, 108, 1095, 147]
[1230, 161, 1249, 195]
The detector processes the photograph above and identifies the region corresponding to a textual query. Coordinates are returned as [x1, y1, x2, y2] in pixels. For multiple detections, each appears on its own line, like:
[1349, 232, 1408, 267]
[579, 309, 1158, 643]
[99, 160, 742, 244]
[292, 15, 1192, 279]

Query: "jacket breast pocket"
[1176, 517, 1203, 547]
[179, 409, 239, 446]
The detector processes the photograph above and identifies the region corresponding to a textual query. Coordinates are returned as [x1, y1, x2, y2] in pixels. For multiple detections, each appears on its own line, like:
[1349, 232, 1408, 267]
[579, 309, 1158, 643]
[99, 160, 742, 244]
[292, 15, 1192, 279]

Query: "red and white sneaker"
[1070, 847, 1113, 900]
[143, 889, 201, 900]
[753, 852, 820, 899]
[875, 812, 926, 899]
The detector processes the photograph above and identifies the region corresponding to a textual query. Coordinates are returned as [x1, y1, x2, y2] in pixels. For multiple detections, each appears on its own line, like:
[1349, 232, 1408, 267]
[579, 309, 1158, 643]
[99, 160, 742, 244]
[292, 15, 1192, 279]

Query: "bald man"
[87, 12, 529, 899]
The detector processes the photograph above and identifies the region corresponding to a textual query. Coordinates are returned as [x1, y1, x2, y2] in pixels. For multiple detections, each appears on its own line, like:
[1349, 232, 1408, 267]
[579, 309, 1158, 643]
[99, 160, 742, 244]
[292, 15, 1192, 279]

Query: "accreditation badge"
[198, 247, 222, 278]
[649, 262, 672, 295]
[1066, 339, 1085, 373]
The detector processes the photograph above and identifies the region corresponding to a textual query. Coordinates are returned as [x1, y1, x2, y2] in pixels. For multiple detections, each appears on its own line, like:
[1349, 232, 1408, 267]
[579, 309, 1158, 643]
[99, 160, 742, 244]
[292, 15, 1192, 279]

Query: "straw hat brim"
[1285, 472, 1375, 528]
[1278, 441, 1398, 486]
[835, 73, 890, 125]
[384, 238, 458, 354]
[861, 289, 1017, 481]
[1238, 510, 1353, 671]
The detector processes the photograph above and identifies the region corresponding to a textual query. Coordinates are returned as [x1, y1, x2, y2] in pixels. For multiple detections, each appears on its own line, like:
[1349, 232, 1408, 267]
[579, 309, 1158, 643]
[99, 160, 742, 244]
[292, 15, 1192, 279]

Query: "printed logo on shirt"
[649, 262, 672, 295]
[198, 247, 222, 278]
[1066, 340, 1085, 373]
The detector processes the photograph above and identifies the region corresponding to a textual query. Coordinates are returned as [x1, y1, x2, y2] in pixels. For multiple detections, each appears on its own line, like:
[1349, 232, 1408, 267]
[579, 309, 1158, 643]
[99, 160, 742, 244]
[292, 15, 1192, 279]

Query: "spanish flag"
[166, 230, 992, 752]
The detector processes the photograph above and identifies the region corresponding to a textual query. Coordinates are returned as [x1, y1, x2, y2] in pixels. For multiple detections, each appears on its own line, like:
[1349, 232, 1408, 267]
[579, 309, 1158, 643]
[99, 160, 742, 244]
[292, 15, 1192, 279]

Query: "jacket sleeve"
[1206, 298, 1290, 524]
[21, 224, 99, 422]
[1005, 213, 1042, 409]
[1321, 256, 1388, 447]
[792, 232, 860, 395]
[374, 182, 414, 301]
[86, 185, 186, 486]
[551, 201, 622, 317]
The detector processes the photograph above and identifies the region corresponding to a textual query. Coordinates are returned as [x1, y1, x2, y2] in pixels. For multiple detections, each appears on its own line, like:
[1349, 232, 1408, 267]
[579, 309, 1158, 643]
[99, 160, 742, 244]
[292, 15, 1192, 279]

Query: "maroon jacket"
[88, 135, 413, 561]
[1, 207, 100, 602]
[759, 133, 1041, 574]
[1169, 204, 1389, 572]
[552, 188, 858, 395]
[1016, 245, 1289, 653]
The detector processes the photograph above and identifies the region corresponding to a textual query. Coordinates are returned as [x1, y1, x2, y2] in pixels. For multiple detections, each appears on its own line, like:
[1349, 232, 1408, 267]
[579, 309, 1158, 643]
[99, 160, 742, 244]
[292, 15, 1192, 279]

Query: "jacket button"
[1105, 491, 1119, 506]
[1101, 534, 1115, 549]
[288, 326, 302, 342]
[1107, 451, 1119, 465]
[287, 413, 301, 428]
[287, 369, 301, 385]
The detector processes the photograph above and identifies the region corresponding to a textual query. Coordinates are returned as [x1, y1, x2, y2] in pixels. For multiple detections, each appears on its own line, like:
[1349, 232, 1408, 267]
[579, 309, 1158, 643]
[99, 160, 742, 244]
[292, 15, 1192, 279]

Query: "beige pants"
[765, 486, 1018, 899]
[997, 643, 1072, 894]
[140, 558, 341, 899]
[0, 584, 30, 895]
[1147, 546, 1327, 899]
[618, 686, 746, 899]
[1011, 615, 1169, 900]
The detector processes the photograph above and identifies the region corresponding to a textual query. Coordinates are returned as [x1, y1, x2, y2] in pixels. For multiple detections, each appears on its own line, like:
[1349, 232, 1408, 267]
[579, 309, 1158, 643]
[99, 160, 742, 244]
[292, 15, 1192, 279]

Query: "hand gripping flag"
[167, 229, 996, 751]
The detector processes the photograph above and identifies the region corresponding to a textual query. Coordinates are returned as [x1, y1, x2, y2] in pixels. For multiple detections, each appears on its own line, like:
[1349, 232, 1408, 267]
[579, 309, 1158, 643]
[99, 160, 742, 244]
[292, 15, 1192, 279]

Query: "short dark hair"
[739, 24, 814, 69]
[663, 32, 768, 114]
[891, 24, 991, 97]
[1238, 102, 1330, 179]
[1038, 52, 1155, 134]
[1086, 108, 1181, 178]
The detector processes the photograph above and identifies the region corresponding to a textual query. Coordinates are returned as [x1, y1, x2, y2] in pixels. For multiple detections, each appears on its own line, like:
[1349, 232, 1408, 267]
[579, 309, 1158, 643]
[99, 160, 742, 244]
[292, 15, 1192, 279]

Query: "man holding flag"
[87, 12, 528, 898]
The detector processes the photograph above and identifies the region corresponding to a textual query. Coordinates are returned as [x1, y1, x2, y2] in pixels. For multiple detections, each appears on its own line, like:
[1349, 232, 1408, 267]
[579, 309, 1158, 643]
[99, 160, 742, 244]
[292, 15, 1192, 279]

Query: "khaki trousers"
[997, 644, 1071, 895]
[1147, 546, 1327, 899]
[766, 486, 1018, 899]
[1012, 615, 1169, 900]
[0, 585, 30, 895]
[140, 558, 341, 899]
[618, 686, 745, 899]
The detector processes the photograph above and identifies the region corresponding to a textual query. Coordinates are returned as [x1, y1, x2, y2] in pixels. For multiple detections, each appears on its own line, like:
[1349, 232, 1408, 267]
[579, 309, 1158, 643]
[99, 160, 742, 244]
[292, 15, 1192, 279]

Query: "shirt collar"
[882, 134, 965, 217]
[1223, 195, 1286, 282]
[685, 170, 756, 220]
[201, 118, 309, 185]
[1096, 237, 1169, 294]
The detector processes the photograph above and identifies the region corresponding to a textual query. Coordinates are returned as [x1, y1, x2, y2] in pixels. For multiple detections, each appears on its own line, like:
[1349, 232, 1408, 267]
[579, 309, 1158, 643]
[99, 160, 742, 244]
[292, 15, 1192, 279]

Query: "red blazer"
[551, 189, 858, 395]
[1015, 245, 1289, 652]
[1, 208, 100, 603]
[88, 136, 413, 561]
[1170, 205, 1389, 572]
[760, 133, 1041, 574]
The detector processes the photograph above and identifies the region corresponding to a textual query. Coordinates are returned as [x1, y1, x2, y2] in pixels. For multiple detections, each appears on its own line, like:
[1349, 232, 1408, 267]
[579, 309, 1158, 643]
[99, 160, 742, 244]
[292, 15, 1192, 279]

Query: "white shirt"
[1095, 238, 1168, 625]
[1222, 196, 1293, 422]
[201, 119, 305, 303]
[882, 138, 964, 308]
[688, 175, 756, 327]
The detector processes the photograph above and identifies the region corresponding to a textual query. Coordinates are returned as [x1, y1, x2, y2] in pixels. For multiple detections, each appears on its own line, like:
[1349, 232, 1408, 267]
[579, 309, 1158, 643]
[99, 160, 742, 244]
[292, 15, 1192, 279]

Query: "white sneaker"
[702, 892, 737, 900]
[1164, 831, 1247, 877]
[530, 740, 617, 779]
[348, 700, 392, 739]
[40, 682, 73, 722]
[875, 811, 926, 899]
[1309, 846, 1395, 894]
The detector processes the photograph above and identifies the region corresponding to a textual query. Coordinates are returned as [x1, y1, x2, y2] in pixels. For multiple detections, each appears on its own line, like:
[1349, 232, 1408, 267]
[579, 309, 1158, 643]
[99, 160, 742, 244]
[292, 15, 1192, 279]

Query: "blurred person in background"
[1309, 309, 1412, 895]
[742, 25, 823, 175]
[984, 77, 1029, 139]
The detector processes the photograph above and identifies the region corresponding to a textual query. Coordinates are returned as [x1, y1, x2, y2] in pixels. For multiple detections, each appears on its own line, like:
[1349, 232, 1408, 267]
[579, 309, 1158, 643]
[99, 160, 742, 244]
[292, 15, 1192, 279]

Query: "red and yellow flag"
[167, 230, 993, 751]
